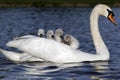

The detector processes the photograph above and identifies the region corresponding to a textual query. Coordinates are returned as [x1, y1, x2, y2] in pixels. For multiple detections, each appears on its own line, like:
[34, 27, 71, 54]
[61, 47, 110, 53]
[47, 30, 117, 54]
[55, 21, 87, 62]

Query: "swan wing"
[14, 35, 37, 40]
[6, 37, 101, 63]
[0, 48, 44, 62]
[0, 48, 21, 61]
[6, 37, 82, 62]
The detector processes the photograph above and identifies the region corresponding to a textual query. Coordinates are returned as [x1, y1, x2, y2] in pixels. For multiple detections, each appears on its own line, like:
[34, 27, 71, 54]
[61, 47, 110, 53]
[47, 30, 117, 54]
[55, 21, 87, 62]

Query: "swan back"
[6, 37, 79, 62]
[13, 35, 35, 40]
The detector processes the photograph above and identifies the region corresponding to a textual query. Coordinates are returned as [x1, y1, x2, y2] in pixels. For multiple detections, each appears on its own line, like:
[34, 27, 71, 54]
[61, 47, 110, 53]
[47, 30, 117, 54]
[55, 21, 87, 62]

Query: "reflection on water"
[0, 61, 117, 80]
[0, 7, 120, 80]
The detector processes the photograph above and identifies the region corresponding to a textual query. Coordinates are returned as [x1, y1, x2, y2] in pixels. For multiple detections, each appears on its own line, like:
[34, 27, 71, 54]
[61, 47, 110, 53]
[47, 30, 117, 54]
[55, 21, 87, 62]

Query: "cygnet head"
[46, 30, 54, 39]
[92, 4, 117, 26]
[64, 34, 71, 45]
[55, 28, 64, 42]
[37, 29, 45, 37]
[55, 28, 64, 36]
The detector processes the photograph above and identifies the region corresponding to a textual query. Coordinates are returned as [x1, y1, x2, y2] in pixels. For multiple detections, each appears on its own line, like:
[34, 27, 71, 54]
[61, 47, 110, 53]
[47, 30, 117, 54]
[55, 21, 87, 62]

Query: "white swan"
[54, 28, 64, 43]
[64, 34, 80, 49]
[46, 30, 54, 39]
[0, 4, 116, 63]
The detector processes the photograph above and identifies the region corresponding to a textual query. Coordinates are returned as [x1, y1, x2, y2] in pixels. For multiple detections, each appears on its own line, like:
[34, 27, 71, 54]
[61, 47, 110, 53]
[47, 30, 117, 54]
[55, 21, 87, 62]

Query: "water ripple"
[0, 7, 120, 80]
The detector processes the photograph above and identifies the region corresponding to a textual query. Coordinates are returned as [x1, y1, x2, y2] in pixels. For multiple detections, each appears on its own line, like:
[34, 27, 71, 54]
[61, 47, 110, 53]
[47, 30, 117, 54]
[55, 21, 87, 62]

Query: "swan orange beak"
[108, 13, 117, 26]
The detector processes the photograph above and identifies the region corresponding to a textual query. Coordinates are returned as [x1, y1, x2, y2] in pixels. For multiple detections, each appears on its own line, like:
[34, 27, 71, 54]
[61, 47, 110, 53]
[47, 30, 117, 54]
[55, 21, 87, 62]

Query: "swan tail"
[0, 48, 21, 61]
[0, 48, 44, 62]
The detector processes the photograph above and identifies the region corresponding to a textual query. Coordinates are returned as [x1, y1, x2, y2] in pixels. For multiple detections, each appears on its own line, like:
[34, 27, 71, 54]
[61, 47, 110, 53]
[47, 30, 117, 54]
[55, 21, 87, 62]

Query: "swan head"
[93, 4, 117, 26]
[46, 30, 54, 39]
[37, 29, 45, 37]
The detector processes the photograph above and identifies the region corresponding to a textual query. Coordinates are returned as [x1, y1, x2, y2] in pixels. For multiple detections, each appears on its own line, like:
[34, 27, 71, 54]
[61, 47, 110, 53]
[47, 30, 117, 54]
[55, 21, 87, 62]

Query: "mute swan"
[55, 28, 64, 43]
[46, 30, 54, 39]
[0, 4, 116, 63]
[64, 34, 80, 49]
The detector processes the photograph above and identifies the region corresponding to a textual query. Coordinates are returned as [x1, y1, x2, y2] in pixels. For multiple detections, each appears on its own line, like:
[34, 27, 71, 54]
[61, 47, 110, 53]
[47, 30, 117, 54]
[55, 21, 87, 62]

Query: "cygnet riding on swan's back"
[37, 29, 45, 37]
[64, 34, 80, 49]
[46, 30, 54, 39]
[0, 4, 117, 63]
[55, 28, 64, 43]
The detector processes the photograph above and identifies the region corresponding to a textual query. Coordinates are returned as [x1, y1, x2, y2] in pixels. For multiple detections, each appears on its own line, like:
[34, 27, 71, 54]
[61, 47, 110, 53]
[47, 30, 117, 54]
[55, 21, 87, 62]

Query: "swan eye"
[107, 9, 114, 16]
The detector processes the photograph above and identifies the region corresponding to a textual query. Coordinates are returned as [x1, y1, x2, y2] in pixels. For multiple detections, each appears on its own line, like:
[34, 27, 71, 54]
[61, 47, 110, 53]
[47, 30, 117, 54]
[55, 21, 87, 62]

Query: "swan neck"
[90, 9, 109, 59]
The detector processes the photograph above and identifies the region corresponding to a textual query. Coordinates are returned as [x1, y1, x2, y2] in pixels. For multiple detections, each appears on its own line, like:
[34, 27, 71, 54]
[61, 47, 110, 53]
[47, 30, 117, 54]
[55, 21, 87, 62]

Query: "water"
[0, 7, 120, 80]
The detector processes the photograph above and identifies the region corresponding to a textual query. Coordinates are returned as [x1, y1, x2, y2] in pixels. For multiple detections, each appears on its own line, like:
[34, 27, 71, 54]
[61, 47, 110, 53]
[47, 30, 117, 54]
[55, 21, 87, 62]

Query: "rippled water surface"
[0, 7, 120, 80]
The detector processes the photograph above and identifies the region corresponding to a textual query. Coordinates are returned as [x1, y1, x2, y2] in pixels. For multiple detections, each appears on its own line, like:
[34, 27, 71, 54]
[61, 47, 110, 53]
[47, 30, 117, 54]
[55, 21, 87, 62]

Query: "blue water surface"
[0, 7, 120, 80]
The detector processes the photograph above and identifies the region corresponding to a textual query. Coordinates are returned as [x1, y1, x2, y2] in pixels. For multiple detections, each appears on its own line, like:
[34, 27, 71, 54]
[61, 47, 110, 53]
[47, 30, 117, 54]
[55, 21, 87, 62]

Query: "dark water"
[0, 7, 120, 80]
